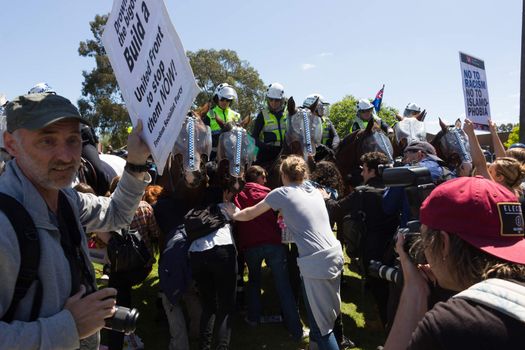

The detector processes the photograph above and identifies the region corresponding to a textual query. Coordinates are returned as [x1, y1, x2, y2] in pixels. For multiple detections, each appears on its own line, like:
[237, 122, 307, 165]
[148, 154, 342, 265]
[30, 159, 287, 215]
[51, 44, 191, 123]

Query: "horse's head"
[284, 96, 323, 158]
[393, 110, 427, 151]
[172, 114, 212, 188]
[216, 126, 257, 193]
[335, 119, 394, 180]
[431, 118, 472, 175]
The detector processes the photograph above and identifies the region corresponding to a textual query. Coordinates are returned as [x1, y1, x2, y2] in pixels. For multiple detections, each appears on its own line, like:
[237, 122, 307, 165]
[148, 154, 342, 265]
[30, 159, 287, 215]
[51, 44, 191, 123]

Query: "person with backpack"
[0, 93, 151, 350]
[384, 176, 525, 350]
[323, 152, 399, 328]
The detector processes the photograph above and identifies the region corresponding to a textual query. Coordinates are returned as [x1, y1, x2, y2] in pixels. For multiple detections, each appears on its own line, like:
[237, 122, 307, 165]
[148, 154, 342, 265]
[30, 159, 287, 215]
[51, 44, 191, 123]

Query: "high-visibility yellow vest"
[321, 117, 331, 145]
[351, 116, 381, 132]
[207, 106, 240, 134]
[260, 108, 287, 146]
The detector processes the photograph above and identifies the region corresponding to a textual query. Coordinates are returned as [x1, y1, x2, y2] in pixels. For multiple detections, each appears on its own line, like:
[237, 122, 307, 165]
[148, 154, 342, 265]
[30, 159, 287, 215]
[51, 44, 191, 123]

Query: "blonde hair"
[506, 148, 525, 165]
[492, 157, 525, 191]
[280, 155, 308, 183]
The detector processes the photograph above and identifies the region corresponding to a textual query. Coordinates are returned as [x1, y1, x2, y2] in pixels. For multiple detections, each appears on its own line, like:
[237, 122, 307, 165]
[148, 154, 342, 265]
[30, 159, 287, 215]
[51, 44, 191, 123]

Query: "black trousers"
[190, 244, 237, 350]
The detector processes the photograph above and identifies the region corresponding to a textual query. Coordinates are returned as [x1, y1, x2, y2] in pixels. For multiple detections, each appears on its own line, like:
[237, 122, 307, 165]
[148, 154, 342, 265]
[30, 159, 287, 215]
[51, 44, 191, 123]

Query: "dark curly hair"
[310, 161, 344, 195]
[360, 152, 389, 175]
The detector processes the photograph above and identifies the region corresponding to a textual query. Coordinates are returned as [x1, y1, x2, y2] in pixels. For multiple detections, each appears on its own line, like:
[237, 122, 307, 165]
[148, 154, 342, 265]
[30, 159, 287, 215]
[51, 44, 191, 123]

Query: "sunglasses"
[268, 98, 281, 102]
[220, 98, 232, 102]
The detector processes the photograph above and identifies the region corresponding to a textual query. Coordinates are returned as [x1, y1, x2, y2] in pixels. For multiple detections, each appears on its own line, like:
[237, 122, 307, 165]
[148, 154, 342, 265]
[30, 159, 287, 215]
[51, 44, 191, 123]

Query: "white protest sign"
[102, 0, 200, 174]
[459, 52, 491, 130]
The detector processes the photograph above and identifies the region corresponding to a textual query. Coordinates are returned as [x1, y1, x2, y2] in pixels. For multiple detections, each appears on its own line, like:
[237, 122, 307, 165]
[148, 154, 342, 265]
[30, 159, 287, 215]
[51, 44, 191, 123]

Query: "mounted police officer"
[303, 94, 339, 150]
[402, 102, 422, 118]
[205, 83, 240, 160]
[251, 82, 287, 166]
[351, 98, 393, 135]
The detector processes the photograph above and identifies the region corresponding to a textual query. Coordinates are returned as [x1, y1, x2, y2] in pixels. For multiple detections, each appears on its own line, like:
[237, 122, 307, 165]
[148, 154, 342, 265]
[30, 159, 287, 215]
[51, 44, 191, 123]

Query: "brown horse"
[212, 125, 257, 193]
[265, 96, 324, 189]
[155, 106, 212, 209]
[430, 118, 472, 176]
[334, 118, 394, 187]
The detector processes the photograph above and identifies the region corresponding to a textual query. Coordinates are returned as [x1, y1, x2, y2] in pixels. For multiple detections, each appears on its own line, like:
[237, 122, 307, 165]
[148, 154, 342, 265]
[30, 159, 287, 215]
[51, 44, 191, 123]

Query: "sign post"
[102, 0, 200, 174]
[460, 52, 491, 130]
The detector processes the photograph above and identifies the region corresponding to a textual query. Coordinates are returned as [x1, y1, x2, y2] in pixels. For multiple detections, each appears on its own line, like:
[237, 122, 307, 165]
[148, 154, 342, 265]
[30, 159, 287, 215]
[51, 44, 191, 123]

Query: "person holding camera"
[384, 176, 525, 350]
[323, 152, 399, 327]
[0, 93, 151, 350]
[383, 140, 452, 228]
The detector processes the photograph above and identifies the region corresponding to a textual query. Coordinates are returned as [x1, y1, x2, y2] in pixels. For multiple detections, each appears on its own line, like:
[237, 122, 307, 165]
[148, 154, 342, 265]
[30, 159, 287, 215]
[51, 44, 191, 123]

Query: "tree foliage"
[78, 16, 266, 148]
[505, 124, 520, 148]
[186, 49, 266, 119]
[329, 95, 398, 139]
[78, 14, 130, 148]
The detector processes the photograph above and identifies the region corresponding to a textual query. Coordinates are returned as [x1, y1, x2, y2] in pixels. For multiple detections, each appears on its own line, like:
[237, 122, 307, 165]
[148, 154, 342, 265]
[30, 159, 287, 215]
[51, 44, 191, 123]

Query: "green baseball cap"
[5, 93, 89, 132]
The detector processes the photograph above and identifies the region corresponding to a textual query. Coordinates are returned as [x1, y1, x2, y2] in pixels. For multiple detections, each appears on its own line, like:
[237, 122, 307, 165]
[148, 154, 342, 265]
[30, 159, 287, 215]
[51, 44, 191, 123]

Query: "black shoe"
[340, 335, 356, 349]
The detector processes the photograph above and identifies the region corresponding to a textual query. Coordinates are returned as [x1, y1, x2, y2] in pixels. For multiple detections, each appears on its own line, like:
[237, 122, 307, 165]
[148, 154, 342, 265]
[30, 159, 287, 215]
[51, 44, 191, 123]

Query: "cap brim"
[427, 153, 445, 163]
[23, 112, 90, 130]
[460, 234, 525, 265]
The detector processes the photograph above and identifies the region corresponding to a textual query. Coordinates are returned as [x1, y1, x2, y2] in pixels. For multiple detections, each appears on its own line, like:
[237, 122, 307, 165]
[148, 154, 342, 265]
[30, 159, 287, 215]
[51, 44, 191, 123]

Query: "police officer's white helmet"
[357, 98, 374, 111]
[266, 83, 285, 99]
[214, 83, 238, 101]
[303, 93, 327, 108]
[404, 102, 422, 117]
[28, 82, 56, 95]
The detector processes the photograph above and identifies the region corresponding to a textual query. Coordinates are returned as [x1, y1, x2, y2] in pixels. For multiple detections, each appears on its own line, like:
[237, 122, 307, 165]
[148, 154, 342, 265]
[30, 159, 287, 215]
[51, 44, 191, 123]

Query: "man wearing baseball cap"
[384, 176, 525, 350]
[403, 140, 446, 182]
[0, 93, 151, 349]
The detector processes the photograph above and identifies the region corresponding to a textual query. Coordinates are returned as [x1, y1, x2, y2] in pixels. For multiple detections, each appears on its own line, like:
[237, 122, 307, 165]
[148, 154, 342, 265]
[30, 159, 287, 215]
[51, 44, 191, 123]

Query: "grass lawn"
[95, 254, 386, 350]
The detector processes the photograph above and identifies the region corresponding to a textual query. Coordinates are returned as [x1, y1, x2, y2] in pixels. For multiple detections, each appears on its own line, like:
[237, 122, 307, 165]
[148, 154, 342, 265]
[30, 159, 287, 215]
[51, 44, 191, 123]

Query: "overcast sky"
[0, 0, 521, 134]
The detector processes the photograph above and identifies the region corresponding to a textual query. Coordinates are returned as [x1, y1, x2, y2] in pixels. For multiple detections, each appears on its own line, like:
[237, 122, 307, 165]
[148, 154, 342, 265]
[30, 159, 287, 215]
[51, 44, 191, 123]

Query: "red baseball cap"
[420, 176, 525, 264]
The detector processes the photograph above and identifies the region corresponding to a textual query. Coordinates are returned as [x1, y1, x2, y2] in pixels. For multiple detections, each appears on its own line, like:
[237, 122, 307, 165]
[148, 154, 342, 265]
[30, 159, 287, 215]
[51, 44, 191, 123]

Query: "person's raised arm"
[125, 119, 152, 180]
[231, 200, 271, 222]
[489, 120, 506, 158]
[383, 233, 432, 350]
[463, 119, 491, 179]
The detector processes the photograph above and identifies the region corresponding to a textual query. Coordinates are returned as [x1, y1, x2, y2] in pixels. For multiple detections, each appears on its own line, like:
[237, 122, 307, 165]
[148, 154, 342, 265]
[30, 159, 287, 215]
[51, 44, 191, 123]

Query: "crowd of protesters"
[0, 83, 524, 350]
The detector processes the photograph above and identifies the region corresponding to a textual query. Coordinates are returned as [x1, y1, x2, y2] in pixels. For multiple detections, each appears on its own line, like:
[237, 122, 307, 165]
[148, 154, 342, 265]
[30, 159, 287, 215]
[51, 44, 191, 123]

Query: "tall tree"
[78, 16, 266, 147]
[78, 14, 130, 148]
[186, 49, 266, 119]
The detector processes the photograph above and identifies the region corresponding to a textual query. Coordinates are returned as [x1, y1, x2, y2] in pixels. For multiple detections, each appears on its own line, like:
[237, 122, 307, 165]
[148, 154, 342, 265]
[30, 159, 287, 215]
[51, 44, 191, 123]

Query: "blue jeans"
[244, 244, 302, 340]
[302, 280, 339, 350]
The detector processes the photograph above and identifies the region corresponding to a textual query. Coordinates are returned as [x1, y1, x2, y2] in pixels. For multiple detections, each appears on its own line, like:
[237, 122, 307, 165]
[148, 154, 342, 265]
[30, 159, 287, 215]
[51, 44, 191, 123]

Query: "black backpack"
[184, 204, 227, 242]
[0, 193, 42, 323]
[341, 186, 386, 263]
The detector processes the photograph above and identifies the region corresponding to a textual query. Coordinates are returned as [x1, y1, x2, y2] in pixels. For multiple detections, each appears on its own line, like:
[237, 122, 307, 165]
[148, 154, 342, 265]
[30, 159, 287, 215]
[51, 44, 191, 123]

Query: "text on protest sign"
[459, 52, 491, 130]
[102, 0, 200, 174]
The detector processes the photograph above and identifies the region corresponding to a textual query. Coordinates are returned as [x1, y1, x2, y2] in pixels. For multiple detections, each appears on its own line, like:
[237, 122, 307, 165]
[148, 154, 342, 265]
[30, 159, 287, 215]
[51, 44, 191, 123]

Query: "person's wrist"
[125, 161, 148, 173]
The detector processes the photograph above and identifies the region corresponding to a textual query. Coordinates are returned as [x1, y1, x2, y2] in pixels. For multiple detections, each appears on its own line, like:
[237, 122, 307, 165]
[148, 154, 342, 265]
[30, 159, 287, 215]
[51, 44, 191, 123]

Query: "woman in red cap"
[384, 176, 525, 350]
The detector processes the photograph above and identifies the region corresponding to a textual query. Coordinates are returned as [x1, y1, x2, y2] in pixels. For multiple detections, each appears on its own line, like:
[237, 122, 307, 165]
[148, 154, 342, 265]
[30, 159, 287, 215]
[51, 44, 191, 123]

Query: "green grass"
[95, 254, 386, 349]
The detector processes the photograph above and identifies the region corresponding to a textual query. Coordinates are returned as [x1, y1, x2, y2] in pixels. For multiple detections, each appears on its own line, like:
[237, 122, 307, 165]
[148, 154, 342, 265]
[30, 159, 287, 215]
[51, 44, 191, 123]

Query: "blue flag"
[372, 85, 384, 112]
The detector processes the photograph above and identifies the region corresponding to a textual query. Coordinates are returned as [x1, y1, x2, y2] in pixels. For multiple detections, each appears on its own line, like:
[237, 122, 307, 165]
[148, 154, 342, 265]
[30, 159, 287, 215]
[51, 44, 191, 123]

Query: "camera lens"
[104, 306, 139, 334]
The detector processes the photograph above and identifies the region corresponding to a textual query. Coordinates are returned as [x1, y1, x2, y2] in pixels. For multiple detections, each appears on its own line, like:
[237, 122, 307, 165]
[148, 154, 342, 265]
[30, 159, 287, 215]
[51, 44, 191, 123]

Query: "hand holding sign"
[102, 0, 200, 175]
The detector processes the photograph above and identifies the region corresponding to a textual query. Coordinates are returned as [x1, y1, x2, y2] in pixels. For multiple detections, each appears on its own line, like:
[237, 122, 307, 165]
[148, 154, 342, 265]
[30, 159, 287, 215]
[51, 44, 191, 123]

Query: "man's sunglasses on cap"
[220, 98, 233, 102]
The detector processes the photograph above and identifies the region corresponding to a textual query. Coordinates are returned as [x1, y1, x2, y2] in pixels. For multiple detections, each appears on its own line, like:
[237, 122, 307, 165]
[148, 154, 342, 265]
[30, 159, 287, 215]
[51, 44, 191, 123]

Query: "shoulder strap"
[0, 193, 41, 323]
[454, 278, 525, 323]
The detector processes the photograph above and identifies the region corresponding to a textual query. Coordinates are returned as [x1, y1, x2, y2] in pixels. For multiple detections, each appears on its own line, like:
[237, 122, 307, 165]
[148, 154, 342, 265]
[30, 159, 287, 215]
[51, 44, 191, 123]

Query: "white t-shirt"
[188, 203, 238, 252]
[265, 182, 338, 257]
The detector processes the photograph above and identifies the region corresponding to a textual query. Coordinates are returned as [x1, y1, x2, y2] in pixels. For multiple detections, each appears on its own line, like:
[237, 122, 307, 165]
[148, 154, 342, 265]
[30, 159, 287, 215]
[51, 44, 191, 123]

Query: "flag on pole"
[372, 85, 384, 112]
